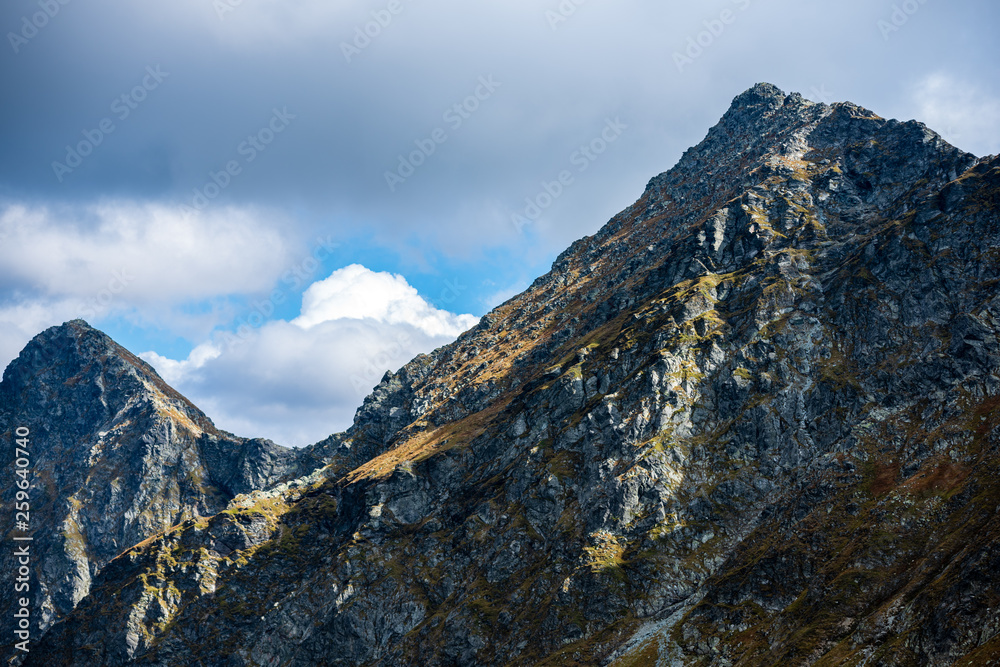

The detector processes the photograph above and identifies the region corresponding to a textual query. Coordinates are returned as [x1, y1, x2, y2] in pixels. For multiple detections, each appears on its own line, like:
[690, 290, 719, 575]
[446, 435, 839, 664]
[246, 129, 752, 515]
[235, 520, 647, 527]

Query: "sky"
[0, 0, 997, 446]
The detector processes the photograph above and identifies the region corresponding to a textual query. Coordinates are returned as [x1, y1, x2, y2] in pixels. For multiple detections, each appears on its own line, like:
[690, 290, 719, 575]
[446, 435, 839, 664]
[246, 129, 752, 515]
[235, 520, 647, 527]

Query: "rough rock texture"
[11, 83, 1000, 665]
[0, 321, 313, 659]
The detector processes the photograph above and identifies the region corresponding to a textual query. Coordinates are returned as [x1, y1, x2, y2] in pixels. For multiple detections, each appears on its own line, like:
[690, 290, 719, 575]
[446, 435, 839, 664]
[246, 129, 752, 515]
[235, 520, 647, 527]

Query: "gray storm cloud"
[1, 0, 997, 444]
[1, 0, 995, 258]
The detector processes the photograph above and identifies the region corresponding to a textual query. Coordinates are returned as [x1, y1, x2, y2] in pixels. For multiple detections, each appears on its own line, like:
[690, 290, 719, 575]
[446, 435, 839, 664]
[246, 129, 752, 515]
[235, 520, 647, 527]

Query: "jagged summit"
[725, 81, 794, 118]
[9, 85, 1000, 666]
[733, 81, 785, 103]
[722, 81, 880, 127]
[0, 320, 316, 646]
[2, 319, 218, 437]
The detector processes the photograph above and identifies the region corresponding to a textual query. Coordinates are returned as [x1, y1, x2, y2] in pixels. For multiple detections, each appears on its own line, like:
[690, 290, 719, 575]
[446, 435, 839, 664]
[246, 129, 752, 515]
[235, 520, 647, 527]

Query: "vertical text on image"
[11, 425, 33, 653]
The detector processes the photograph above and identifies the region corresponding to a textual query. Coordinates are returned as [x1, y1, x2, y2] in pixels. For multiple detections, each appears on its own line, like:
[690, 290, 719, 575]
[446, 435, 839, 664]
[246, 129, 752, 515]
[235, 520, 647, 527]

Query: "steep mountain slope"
[12, 83, 1000, 665]
[0, 321, 324, 660]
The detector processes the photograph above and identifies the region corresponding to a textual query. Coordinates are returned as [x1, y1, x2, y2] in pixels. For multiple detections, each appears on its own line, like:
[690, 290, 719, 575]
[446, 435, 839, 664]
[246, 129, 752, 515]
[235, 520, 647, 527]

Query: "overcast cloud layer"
[1, 0, 997, 445]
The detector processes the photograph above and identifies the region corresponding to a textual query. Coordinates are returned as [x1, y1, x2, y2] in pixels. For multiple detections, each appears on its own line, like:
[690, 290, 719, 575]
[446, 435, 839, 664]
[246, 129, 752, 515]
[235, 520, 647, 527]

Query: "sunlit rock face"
[10, 83, 1000, 666]
[0, 320, 309, 651]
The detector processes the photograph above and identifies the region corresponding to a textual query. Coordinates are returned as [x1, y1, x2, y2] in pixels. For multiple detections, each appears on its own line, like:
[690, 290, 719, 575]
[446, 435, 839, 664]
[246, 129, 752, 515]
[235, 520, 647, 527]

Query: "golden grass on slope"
[346, 395, 514, 483]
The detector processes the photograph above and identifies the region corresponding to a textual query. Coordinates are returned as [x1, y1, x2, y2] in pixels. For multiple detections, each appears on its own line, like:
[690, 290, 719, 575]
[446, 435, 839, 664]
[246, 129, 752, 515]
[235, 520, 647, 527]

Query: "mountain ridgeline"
[3, 83, 1000, 665]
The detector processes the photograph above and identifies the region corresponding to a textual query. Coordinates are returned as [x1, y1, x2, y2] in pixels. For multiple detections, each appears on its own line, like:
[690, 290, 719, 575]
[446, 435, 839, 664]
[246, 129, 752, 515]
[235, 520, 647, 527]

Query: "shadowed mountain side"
[0, 320, 320, 658]
[12, 84, 1000, 665]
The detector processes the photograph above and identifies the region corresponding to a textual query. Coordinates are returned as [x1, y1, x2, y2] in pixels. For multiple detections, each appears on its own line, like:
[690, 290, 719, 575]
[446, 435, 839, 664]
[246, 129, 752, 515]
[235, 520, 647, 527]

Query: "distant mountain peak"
[3, 318, 218, 437]
[11, 86, 1000, 666]
[0, 320, 319, 642]
[730, 81, 788, 108]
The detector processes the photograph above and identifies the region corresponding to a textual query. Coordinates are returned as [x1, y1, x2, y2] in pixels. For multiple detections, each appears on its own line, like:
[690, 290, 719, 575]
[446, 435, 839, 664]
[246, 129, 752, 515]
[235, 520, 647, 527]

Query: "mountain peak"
[7, 318, 127, 375]
[0, 319, 315, 639]
[2, 318, 204, 431]
[730, 81, 788, 109]
[13, 85, 1000, 666]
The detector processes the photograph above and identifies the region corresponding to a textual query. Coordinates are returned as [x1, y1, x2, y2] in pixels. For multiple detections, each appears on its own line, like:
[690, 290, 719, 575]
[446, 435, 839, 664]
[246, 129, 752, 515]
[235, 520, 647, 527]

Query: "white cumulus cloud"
[0, 199, 304, 369]
[293, 264, 479, 336]
[0, 201, 294, 304]
[141, 264, 479, 447]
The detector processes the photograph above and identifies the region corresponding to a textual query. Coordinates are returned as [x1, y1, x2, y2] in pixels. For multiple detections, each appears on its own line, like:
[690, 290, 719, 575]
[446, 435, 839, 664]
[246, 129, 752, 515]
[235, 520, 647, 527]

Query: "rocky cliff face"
[0, 321, 316, 659]
[7, 83, 1000, 665]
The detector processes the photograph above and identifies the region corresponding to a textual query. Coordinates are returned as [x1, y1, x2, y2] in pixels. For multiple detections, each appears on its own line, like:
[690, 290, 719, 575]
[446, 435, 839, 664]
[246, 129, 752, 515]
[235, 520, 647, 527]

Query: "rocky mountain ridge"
[4, 82, 1000, 665]
[0, 321, 336, 655]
